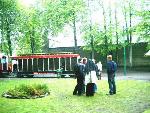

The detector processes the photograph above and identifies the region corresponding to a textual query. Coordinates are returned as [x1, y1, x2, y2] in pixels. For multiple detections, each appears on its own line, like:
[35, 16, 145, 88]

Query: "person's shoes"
[73, 93, 77, 95]
[82, 92, 85, 94]
[94, 91, 97, 93]
[77, 94, 82, 96]
[106, 93, 113, 95]
[113, 92, 116, 94]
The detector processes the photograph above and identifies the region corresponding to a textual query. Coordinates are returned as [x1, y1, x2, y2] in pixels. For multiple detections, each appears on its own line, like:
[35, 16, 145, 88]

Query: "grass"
[0, 78, 150, 113]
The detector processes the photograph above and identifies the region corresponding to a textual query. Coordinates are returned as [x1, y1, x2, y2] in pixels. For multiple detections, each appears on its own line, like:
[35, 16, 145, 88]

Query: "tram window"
[23, 59, 27, 72]
[33, 59, 38, 71]
[49, 59, 53, 70]
[12, 60, 18, 72]
[28, 59, 32, 72]
[61, 58, 65, 70]
[54, 58, 59, 70]
[44, 58, 48, 71]
[66, 58, 70, 71]
[38, 58, 43, 71]
[18, 59, 22, 71]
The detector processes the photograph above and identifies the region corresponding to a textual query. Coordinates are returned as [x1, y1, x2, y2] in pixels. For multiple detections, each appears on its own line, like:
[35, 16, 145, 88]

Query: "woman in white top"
[96, 61, 102, 80]
[84, 59, 98, 92]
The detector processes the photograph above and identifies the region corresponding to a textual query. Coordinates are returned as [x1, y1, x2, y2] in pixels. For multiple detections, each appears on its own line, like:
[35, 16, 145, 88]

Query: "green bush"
[3, 84, 50, 99]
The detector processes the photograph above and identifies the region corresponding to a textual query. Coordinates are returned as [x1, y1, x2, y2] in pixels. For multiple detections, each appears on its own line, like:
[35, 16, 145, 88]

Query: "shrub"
[2, 84, 50, 99]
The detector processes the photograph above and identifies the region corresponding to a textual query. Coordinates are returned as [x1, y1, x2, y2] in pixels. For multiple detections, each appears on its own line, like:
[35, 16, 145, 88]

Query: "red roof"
[10, 54, 80, 59]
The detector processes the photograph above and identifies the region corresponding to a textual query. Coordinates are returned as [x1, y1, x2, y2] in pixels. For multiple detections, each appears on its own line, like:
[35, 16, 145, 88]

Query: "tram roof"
[10, 53, 80, 59]
[17, 52, 74, 55]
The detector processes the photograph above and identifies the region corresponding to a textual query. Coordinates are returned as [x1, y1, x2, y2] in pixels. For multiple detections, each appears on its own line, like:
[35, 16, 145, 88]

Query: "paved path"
[101, 71, 150, 81]
[1, 71, 150, 81]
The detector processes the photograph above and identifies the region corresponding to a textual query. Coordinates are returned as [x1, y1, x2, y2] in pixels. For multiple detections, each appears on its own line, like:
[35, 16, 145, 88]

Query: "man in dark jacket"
[107, 55, 117, 95]
[73, 58, 85, 96]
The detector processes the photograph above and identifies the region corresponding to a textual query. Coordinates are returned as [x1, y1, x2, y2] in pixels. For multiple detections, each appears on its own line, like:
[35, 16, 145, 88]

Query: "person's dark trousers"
[73, 77, 84, 95]
[73, 84, 78, 95]
[94, 84, 97, 93]
[82, 84, 85, 94]
[108, 74, 116, 94]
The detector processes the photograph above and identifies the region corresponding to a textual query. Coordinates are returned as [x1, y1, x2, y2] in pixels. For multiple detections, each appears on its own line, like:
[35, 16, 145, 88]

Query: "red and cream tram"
[10, 53, 80, 78]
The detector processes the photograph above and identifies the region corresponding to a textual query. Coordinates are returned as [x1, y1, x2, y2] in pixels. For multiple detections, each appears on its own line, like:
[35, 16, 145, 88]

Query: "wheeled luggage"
[86, 83, 95, 96]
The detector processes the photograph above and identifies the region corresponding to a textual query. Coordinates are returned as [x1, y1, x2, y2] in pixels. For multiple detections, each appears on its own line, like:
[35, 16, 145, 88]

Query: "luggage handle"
[89, 71, 92, 83]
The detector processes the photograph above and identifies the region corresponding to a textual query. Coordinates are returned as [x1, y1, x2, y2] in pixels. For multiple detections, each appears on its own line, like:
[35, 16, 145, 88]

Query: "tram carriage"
[0, 54, 12, 77]
[10, 52, 80, 78]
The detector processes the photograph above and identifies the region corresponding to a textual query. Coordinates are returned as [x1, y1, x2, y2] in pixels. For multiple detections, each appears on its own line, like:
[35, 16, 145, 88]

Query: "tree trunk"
[42, 28, 49, 52]
[30, 28, 35, 54]
[88, 0, 94, 59]
[0, 13, 4, 52]
[129, 2, 132, 67]
[73, 13, 78, 53]
[6, 20, 12, 56]
[0, 1, 4, 53]
[102, 2, 108, 55]
[89, 25, 94, 59]
[115, 6, 119, 62]
[123, 5, 129, 43]
[109, 0, 112, 43]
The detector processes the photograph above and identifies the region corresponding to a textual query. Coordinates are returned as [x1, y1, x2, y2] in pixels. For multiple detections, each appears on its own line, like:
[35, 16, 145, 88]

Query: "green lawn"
[0, 78, 150, 113]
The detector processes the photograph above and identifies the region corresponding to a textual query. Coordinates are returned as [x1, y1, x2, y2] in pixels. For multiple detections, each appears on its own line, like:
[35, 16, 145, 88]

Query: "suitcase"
[86, 83, 95, 96]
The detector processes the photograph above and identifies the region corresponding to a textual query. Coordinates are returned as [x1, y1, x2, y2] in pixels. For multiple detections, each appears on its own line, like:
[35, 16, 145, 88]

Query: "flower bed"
[2, 84, 50, 99]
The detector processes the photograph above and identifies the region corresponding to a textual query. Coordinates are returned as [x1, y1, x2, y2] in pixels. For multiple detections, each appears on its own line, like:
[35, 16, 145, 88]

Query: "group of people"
[73, 57, 102, 96]
[73, 55, 117, 96]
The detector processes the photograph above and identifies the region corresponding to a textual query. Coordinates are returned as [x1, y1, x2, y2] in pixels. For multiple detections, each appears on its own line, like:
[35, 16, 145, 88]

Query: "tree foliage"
[135, 10, 150, 46]
[0, 0, 149, 55]
[82, 0, 149, 57]
[82, 0, 123, 56]
[0, 0, 19, 55]
[0, 0, 86, 55]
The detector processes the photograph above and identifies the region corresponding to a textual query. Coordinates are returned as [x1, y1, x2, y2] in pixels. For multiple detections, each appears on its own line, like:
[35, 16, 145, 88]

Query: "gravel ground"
[0, 70, 150, 81]
[101, 71, 150, 81]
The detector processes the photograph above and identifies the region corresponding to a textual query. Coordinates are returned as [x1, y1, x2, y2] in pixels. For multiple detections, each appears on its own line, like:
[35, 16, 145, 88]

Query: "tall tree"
[114, 1, 119, 62]
[129, 1, 133, 67]
[122, 3, 129, 43]
[121, 0, 136, 67]
[16, 2, 44, 54]
[44, 0, 85, 52]
[66, 0, 86, 53]
[0, 0, 19, 55]
[135, 0, 150, 49]
[100, 1, 108, 54]
[82, 0, 118, 56]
